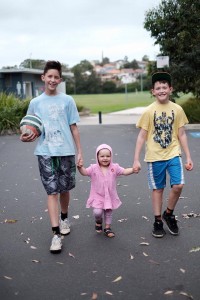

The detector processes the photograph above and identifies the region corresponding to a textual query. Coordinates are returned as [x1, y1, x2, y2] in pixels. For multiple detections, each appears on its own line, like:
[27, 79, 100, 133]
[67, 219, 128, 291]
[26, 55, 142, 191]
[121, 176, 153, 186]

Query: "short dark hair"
[43, 61, 62, 77]
[152, 72, 171, 87]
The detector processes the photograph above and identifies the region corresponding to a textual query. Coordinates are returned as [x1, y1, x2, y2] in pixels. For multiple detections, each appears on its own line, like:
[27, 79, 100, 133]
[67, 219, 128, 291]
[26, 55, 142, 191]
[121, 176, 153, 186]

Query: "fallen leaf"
[72, 215, 79, 219]
[118, 218, 128, 223]
[189, 246, 200, 253]
[4, 219, 18, 223]
[140, 242, 150, 246]
[179, 291, 194, 299]
[164, 290, 174, 295]
[69, 252, 75, 258]
[180, 268, 186, 274]
[106, 291, 113, 295]
[30, 246, 37, 250]
[112, 276, 122, 283]
[4, 276, 12, 280]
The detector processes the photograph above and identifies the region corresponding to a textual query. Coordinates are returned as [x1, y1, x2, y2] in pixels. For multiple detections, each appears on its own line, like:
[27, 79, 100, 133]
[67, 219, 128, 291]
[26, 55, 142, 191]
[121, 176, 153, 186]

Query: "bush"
[0, 93, 30, 134]
[181, 97, 200, 123]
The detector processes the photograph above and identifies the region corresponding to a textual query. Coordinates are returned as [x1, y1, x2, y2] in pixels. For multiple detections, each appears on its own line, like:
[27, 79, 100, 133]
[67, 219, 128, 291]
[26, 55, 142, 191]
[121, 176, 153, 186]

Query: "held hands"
[77, 157, 84, 168]
[133, 160, 141, 174]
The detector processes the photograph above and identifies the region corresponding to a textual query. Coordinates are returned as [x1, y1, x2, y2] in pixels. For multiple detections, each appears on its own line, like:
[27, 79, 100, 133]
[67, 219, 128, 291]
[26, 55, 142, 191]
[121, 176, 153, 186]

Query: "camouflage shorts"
[37, 155, 76, 195]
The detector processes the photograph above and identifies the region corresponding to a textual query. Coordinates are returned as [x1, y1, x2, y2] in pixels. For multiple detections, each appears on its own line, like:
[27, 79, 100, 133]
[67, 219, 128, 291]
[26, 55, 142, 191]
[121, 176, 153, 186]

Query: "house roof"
[0, 68, 74, 77]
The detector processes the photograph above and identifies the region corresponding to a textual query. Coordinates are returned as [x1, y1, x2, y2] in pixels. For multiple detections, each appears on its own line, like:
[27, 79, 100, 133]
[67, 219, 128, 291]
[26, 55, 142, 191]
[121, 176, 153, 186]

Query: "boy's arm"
[70, 124, 83, 166]
[133, 128, 147, 172]
[178, 126, 193, 171]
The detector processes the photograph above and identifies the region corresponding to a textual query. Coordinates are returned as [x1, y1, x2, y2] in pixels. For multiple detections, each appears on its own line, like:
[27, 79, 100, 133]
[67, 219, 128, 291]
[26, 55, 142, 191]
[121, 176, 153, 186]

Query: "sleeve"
[85, 165, 94, 177]
[67, 96, 80, 125]
[114, 163, 125, 176]
[27, 100, 35, 115]
[177, 107, 189, 128]
[136, 110, 150, 131]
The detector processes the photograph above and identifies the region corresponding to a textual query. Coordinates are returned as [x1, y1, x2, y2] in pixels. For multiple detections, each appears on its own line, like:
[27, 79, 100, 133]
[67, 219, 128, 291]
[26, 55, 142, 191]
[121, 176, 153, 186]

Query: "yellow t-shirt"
[136, 101, 188, 162]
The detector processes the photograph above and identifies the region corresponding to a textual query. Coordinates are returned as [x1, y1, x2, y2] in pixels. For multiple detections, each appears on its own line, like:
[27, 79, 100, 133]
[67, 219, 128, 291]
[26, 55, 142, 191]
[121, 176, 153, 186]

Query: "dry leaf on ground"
[112, 276, 122, 283]
[69, 252, 75, 258]
[179, 291, 194, 299]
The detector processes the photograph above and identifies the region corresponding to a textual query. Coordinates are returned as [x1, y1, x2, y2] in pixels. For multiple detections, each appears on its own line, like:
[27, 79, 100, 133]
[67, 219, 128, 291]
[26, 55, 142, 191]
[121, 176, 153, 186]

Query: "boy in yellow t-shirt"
[133, 72, 193, 238]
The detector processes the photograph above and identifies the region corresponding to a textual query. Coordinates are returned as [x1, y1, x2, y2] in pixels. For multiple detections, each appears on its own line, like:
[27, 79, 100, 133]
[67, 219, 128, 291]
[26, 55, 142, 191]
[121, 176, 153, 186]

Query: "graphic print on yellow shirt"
[153, 110, 174, 149]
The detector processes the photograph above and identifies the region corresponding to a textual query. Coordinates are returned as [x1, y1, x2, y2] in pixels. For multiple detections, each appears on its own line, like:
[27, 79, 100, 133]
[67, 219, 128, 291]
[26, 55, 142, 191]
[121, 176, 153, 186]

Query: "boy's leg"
[162, 156, 184, 235]
[48, 194, 62, 253]
[152, 188, 164, 217]
[59, 191, 70, 235]
[148, 162, 166, 238]
[48, 194, 59, 227]
[152, 189, 166, 238]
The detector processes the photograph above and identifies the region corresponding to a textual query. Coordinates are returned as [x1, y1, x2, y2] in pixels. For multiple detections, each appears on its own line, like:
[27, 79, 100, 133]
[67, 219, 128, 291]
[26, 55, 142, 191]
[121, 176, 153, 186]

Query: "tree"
[71, 60, 101, 94]
[144, 0, 200, 96]
[19, 59, 46, 69]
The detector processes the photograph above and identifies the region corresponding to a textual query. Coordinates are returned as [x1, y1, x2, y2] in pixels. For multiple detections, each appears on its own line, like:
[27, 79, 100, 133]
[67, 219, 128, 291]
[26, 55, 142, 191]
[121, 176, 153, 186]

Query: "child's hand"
[77, 158, 84, 168]
[20, 132, 37, 142]
[185, 161, 193, 171]
[133, 161, 141, 173]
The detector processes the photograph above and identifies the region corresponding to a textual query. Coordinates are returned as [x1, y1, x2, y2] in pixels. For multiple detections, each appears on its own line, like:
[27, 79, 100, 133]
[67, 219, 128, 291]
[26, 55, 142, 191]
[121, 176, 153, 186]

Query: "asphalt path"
[0, 125, 200, 300]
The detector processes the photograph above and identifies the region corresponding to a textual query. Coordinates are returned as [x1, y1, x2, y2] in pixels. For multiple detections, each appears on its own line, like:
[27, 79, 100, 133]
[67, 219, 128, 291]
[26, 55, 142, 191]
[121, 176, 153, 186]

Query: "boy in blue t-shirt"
[20, 61, 83, 253]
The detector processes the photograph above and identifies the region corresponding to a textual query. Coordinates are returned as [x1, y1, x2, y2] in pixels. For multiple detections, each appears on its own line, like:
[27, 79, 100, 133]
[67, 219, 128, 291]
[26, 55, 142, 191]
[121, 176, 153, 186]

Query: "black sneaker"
[162, 211, 179, 235]
[152, 220, 166, 238]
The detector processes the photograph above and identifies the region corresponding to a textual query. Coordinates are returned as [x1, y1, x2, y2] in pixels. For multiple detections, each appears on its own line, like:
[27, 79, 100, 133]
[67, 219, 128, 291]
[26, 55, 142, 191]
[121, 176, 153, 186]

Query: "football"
[20, 114, 43, 137]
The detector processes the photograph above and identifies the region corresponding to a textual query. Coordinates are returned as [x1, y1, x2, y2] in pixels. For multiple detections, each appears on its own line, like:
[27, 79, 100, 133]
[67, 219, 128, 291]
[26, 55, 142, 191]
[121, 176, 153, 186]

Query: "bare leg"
[167, 184, 183, 210]
[60, 191, 70, 214]
[48, 194, 59, 227]
[152, 188, 164, 217]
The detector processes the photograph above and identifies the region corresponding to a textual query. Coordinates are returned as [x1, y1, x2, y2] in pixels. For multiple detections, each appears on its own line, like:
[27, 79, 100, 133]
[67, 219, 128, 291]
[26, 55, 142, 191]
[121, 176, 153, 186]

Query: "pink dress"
[85, 144, 124, 210]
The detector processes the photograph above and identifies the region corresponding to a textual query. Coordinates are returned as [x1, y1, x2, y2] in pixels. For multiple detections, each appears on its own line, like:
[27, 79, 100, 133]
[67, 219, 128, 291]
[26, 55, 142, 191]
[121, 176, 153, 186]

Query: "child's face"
[97, 148, 111, 167]
[41, 69, 62, 95]
[152, 81, 173, 104]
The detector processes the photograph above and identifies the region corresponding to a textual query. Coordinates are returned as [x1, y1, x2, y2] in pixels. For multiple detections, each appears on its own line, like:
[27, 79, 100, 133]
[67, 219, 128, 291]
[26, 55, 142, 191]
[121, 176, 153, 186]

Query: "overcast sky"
[0, 0, 161, 68]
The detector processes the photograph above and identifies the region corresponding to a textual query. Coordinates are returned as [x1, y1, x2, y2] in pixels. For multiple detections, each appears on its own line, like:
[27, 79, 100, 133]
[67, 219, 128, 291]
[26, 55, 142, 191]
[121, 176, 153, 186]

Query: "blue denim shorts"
[147, 156, 185, 190]
[38, 155, 76, 195]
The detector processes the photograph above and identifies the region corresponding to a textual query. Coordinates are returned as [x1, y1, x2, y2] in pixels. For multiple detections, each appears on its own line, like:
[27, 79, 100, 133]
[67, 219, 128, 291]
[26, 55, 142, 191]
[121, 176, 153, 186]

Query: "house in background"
[0, 68, 74, 99]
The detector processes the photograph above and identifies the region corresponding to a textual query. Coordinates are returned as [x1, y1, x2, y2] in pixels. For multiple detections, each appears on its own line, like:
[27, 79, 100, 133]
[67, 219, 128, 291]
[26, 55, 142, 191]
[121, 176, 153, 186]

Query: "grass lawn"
[73, 92, 189, 114]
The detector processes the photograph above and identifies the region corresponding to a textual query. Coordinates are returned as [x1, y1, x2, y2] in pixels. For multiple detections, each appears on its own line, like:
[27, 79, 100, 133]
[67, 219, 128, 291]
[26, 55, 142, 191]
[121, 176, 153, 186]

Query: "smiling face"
[41, 69, 62, 95]
[152, 81, 173, 104]
[97, 148, 111, 167]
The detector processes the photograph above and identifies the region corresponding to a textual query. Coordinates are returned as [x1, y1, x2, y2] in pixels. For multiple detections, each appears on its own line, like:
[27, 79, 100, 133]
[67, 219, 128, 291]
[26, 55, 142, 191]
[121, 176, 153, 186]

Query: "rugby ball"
[20, 114, 43, 137]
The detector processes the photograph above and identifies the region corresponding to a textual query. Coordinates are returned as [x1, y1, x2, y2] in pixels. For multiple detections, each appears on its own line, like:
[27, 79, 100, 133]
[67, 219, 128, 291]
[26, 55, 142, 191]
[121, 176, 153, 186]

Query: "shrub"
[0, 93, 30, 134]
[181, 97, 200, 123]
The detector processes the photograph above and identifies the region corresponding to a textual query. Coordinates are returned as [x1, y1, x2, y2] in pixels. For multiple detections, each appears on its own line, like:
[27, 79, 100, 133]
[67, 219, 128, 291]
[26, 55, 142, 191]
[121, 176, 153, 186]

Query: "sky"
[0, 0, 161, 69]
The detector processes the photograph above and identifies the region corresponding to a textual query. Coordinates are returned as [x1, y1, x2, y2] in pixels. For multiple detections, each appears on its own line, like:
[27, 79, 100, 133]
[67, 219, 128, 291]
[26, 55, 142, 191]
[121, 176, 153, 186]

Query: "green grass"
[73, 92, 189, 114]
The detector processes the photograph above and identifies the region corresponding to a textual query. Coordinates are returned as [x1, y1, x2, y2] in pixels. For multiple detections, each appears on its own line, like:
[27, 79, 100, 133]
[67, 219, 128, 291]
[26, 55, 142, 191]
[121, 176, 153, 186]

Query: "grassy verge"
[73, 92, 189, 114]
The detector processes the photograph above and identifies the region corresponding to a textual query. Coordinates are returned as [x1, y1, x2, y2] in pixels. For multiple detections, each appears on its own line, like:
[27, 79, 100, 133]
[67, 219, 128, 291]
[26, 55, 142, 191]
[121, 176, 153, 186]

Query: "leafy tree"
[144, 0, 200, 96]
[19, 59, 46, 69]
[71, 60, 101, 94]
[124, 59, 139, 69]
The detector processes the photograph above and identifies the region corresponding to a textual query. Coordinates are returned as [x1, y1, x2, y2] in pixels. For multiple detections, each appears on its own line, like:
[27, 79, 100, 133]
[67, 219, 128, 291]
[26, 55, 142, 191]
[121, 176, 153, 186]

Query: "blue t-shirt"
[27, 92, 80, 156]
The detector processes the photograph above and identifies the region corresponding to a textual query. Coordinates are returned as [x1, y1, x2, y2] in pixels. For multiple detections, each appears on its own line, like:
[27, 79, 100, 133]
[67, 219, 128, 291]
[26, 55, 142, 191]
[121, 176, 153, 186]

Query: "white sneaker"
[60, 217, 71, 235]
[50, 235, 62, 253]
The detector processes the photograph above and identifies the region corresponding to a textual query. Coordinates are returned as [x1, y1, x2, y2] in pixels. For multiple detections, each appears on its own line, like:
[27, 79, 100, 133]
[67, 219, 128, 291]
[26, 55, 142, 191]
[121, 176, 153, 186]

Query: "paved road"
[0, 123, 200, 300]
